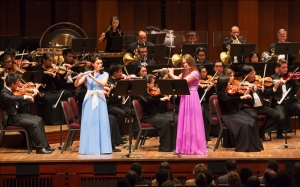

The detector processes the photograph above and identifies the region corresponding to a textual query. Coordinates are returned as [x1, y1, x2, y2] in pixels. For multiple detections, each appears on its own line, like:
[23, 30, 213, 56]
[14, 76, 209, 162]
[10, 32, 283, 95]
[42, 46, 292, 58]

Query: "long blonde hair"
[182, 54, 198, 72]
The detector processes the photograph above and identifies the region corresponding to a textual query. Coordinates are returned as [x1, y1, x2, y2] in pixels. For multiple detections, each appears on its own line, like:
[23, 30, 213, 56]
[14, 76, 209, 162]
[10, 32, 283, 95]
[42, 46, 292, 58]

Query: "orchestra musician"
[135, 65, 148, 78]
[56, 49, 83, 95]
[269, 29, 296, 71]
[197, 65, 217, 139]
[195, 47, 213, 66]
[267, 59, 300, 138]
[0, 73, 54, 154]
[127, 31, 154, 56]
[32, 53, 72, 125]
[138, 75, 174, 152]
[106, 64, 131, 141]
[216, 75, 263, 152]
[98, 16, 123, 53]
[0, 53, 13, 90]
[213, 60, 224, 77]
[130, 46, 155, 74]
[248, 51, 260, 63]
[240, 65, 279, 141]
[167, 54, 207, 154]
[74, 55, 112, 154]
[178, 31, 198, 54]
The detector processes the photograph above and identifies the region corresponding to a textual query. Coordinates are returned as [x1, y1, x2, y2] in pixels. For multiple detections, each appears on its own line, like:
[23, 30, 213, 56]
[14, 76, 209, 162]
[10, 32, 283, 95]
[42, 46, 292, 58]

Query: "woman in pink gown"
[168, 54, 208, 154]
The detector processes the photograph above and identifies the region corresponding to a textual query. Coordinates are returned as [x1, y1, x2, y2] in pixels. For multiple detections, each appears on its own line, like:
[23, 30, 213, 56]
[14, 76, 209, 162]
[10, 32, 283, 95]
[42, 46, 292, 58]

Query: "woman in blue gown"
[74, 55, 112, 154]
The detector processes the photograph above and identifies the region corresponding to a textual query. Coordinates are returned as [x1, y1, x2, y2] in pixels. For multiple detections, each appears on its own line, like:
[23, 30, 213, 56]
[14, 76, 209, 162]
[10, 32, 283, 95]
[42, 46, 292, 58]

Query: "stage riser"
[0, 160, 297, 187]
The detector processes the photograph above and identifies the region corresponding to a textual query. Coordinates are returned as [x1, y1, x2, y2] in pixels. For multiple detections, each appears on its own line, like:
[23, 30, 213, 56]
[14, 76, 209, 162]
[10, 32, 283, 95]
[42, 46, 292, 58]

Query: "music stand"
[156, 79, 190, 158]
[110, 36, 123, 51]
[274, 87, 298, 150]
[71, 38, 96, 56]
[123, 36, 135, 48]
[245, 62, 274, 77]
[21, 71, 44, 83]
[114, 80, 147, 158]
[230, 44, 256, 63]
[274, 42, 300, 62]
[147, 45, 166, 60]
[0, 35, 21, 51]
[18, 37, 40, 52]
[182, 43, 207, 56]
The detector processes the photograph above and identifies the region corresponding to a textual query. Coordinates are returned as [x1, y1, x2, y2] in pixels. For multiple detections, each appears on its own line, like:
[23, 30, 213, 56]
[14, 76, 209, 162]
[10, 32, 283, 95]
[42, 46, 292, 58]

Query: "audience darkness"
[125, 170, 138, 187]
[239, 167, 252, 187]
[228, 172, 241, 187]
[130, 162, 151, 186]
[274, 170, 293, 187]
[263, 170, 276, 187]
[195, 173, 208, 187]
[246, 176, 260, 187]
[293, 162, 300, 187]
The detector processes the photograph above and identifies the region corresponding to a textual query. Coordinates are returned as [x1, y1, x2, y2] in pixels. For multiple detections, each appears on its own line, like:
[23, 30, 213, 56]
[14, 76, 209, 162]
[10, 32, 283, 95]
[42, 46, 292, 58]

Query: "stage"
[0, 125, 299, 187]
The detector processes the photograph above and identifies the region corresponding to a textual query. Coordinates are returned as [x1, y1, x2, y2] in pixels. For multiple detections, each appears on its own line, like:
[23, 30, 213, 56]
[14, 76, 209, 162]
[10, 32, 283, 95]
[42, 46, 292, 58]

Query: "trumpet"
[152, 67, 190, 72]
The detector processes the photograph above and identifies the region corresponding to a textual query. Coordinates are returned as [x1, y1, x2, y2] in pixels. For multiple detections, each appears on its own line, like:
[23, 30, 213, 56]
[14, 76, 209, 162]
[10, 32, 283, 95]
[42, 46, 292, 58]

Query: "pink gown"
[175, 70, 208, 154]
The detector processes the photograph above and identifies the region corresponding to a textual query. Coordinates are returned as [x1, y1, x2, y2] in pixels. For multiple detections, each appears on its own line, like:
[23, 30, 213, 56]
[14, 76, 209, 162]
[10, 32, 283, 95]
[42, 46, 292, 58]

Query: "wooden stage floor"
[1, 125, 300, 163]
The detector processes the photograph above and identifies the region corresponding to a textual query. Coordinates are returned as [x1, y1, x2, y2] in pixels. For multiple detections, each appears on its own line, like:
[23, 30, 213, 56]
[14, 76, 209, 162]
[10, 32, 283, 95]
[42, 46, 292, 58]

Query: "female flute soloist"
[216, 75, 263, 152]
[74, 56, 112, 154]
[167, 54, 207, 155]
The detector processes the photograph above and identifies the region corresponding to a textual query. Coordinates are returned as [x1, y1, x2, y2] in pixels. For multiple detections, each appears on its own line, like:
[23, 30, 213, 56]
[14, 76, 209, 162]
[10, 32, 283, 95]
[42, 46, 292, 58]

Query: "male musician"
[130, 46, 155, 74]
[106, 64, 131, 140]
[240, 65, 279, 141]
[127, 31, 154, 55]
[0, 53, 12, 90]
[269, 29, 296, 71]
[178, 31, 198, 54]
[213, 60, 224, 76]
[267, 59, 300, 138]
[0, 73, 54, 154]
[57, 49, 83, 95]
[195, 47, 213, 66]
[221, 26, 247, 64]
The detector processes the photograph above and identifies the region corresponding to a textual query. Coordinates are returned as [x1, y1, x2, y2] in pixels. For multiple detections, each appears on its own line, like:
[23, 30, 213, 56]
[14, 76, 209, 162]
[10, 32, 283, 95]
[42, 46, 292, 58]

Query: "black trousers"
[241, 106, 279, 135]
[273, 100, 300, 135]
[142, 113, 175, 152]
[9, 113, 49, 149]
[108, 105, 130, 136]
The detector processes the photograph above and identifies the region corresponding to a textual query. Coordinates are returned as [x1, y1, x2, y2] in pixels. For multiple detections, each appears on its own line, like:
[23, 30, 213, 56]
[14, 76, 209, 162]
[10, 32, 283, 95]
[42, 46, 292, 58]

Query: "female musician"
[167, 54, 207, 155]
[99, 16, 123, 52]
[216, 75, 264, 152]
[197, 65, 217, 139]
[248, 51, 260, 63]
[138, 75, 174, 152]
[135, 65, 147, 77]
[33, 53, 72, 125]
[74, 56, 112, 154]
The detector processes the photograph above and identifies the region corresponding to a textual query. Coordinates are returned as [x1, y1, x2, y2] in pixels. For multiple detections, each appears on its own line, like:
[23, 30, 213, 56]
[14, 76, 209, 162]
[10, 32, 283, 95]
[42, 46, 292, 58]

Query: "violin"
[149, 87, 161, 97]
[199, 75, 213, 88]
[73, 59, 90, 67]
[226, 83, 247, 95]
[283, 72, 300, 81]
[45, 64, 67, 74]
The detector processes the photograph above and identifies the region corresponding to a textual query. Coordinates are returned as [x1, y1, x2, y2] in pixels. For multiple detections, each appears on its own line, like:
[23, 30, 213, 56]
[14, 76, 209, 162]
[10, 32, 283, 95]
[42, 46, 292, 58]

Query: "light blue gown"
[79, 72, 112, 154]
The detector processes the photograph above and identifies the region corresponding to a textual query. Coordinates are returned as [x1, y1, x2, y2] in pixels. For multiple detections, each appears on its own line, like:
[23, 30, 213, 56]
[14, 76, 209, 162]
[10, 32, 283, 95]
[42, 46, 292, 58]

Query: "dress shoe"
[46, 147, 55, 151]
[260, 136, 270, 141]
[277, 134, 284, 138]
[36, 148, 52, 154]
[112, 148, 121, 152]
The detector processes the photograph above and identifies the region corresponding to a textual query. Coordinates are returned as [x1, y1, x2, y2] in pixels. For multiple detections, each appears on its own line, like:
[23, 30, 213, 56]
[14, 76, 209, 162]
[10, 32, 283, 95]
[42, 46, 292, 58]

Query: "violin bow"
[262, 63, 267, 87]
[18, 49, 25, 69]
[200, 72, 218, 103]
[79, 53, 90, 61]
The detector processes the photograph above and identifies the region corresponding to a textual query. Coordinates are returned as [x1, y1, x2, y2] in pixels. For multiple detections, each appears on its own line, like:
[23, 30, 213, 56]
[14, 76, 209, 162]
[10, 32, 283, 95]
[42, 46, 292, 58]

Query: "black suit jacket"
[0, 87, 31, 126]
[131, 59, 156, 75]
[127, 41, 155, 55]
[269, 43, 296, 70]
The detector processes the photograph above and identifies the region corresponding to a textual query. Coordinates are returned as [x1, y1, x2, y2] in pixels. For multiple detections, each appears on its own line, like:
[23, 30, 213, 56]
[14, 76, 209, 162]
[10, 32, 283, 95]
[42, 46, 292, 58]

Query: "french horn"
[220, 45, 232, 66]
[123, 49, 140, 66]
[171, 53, 182, 68]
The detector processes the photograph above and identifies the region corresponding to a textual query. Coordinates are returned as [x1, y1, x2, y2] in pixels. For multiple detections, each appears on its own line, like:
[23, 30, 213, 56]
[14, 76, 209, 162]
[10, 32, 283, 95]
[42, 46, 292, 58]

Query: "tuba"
[171, 53, 182, 68]
[123, 49, 140, 66]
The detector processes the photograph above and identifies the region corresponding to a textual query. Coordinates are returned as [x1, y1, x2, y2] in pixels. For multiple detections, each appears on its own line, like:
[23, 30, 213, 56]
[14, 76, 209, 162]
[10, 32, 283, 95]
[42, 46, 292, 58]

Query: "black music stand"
[71, 38, 96, 56]
[21, 71, 44, 83]
[114, 80, 147, 158]
[0, 35, 21, 51]
[182, 43, 208, 57]
[244, 62, 275, 77]
[274, 42, 300, 60]
[110, 36, 123, 51]
[230, 44, 256, 63]
[18, 37, 40, 52]
[156, 79, 190, 158]
[147, 45, 166, 60]
[274, 88, 298, 150]
[123, 36, 135, 48]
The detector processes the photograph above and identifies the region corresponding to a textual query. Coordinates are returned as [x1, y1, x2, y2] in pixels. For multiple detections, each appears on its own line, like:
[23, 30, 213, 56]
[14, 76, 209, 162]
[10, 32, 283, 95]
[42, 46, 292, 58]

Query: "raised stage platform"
[0, 125, 299, 187]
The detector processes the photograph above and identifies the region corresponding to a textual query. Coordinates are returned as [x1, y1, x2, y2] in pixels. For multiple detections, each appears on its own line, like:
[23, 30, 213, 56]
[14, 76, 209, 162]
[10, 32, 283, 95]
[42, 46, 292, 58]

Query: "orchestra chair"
[0, 109, 31, 154]
[68, 97, 81, 146]
[213, 98, 229, 151]
[207, 95, 219, 146]
[132, 99, 155, 151]
[61, 101, 81, 153]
